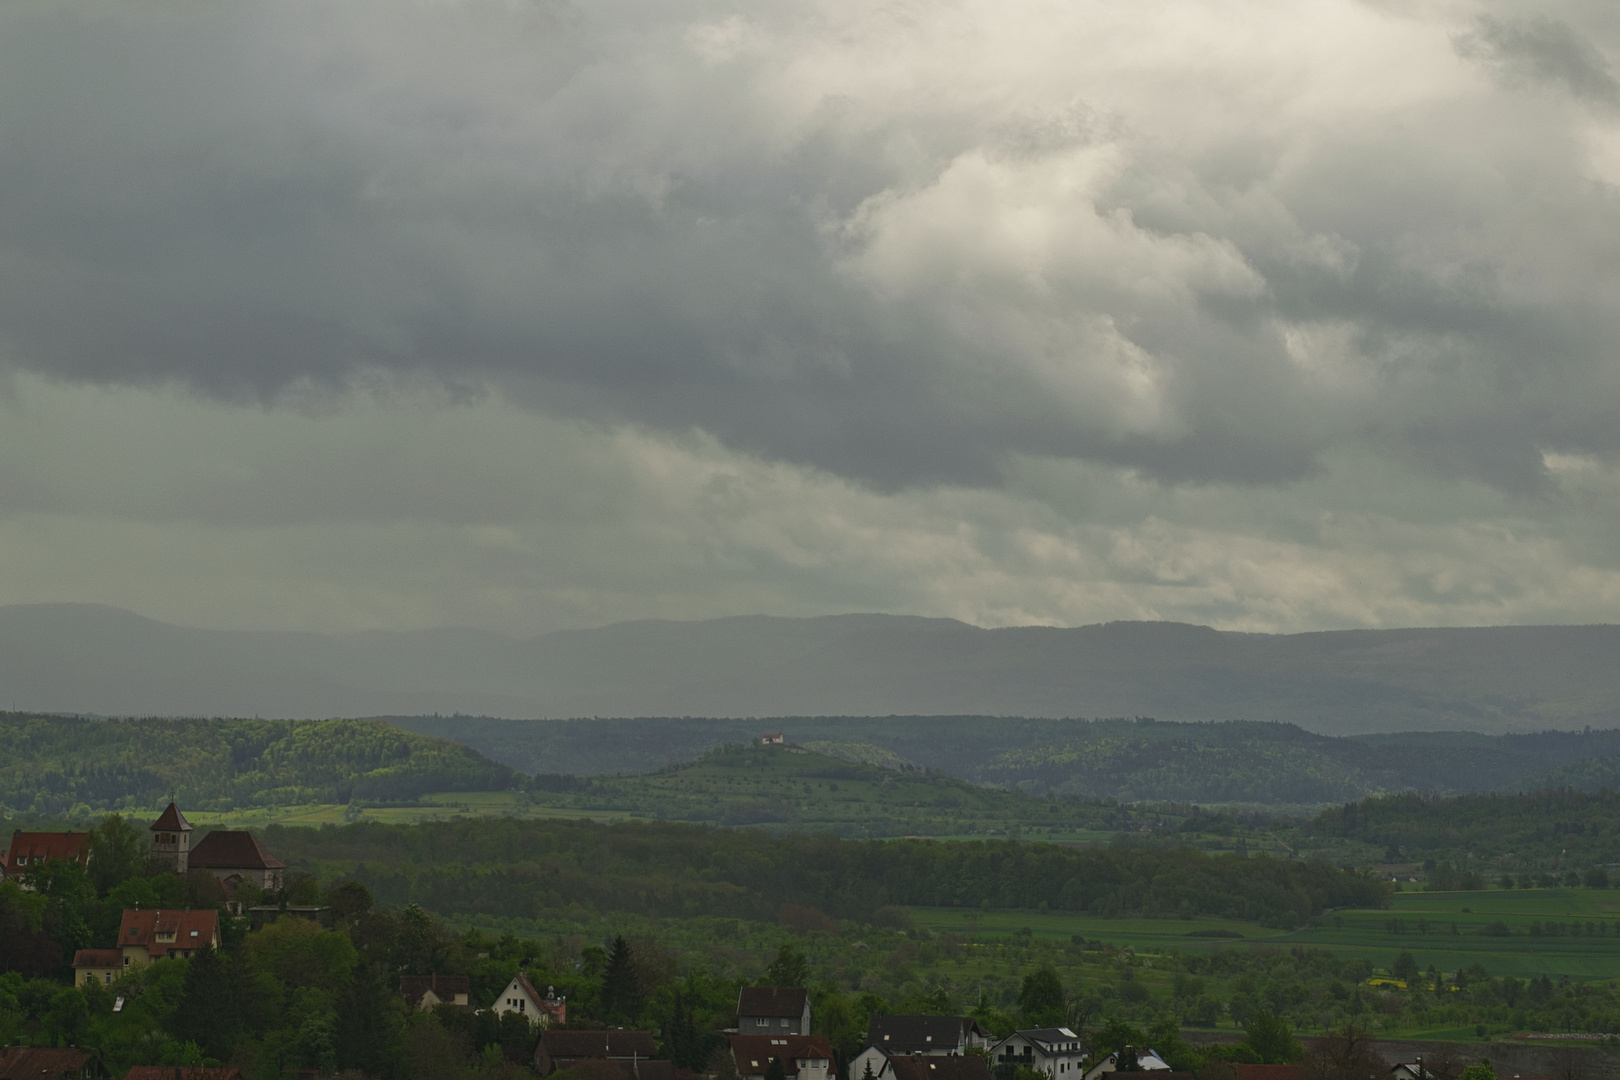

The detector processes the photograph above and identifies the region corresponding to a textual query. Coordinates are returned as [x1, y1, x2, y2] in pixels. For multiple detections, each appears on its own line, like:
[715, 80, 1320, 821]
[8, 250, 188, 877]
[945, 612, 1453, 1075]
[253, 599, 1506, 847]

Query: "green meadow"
[909, 889, 1620, 982]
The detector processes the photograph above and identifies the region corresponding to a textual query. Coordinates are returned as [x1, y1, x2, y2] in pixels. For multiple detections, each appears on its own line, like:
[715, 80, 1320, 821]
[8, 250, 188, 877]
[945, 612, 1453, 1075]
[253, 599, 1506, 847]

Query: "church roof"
[150, 803, 192, 832]
[189, 830, 284, 870]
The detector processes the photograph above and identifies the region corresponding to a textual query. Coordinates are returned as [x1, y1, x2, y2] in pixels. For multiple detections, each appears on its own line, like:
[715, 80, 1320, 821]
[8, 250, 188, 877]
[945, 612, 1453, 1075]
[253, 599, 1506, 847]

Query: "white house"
[989, 1029, 1087, 1080]
[492, 973, 568, 1027]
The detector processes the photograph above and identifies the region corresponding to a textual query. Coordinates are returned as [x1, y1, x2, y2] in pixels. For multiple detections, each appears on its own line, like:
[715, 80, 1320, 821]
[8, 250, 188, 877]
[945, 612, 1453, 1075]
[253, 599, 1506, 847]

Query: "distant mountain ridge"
[2, 602, 1618, 734]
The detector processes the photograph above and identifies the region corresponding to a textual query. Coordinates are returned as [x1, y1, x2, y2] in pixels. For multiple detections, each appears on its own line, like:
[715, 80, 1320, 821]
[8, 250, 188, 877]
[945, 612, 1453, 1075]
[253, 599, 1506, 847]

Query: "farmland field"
[911, 889, 1620, 982]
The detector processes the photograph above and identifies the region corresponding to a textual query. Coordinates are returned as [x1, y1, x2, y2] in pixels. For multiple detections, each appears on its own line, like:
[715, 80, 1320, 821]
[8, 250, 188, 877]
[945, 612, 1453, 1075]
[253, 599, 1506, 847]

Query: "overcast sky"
[2, 0, 1619, 636]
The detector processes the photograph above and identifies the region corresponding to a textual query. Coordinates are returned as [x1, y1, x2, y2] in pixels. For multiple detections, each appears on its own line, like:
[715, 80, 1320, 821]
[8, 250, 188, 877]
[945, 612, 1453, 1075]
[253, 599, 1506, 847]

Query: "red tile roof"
[150, 803, 192, 832]
[119, 908, 220, 958]
[74, 948, 124, 968]
[188, 831, 285, 870]
[539, 1031, 659, 1059]
[5, 830, 90, 872]
[1235, 1067, 1304, 1080]
[0, 1047, 92, 1080]
[124, 1069, 242, 1080]
[729, 1035, 834, 1078]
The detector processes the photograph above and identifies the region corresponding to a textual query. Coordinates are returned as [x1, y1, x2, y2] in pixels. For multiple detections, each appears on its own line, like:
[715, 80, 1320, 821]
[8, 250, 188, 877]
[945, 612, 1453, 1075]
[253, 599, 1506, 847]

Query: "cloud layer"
[1, 0, 1619, 634]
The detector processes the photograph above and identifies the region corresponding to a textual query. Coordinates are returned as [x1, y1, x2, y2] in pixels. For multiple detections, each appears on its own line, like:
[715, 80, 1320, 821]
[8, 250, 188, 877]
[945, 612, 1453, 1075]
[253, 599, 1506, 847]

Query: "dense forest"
[1303, 789, 1620, 869]
[263, 816, 1390, 928]
[392, 715, 1620, 805]
[0, 714, 514, 815]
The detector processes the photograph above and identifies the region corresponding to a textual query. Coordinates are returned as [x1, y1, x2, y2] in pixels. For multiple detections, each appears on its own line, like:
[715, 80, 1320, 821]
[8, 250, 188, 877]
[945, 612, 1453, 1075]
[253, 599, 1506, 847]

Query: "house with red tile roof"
[534, 1030, 660, 1075]
[0, 1046, 98, 1080]
[123, 1068, 242, 1080]
[728, 1034, 835, 1080]
[187, 830, 285, 893]
[118, 908, 220, 970]
[149, 803, 193, 874]
[74, 948, 125, 988]
[2, 829, 90, 886]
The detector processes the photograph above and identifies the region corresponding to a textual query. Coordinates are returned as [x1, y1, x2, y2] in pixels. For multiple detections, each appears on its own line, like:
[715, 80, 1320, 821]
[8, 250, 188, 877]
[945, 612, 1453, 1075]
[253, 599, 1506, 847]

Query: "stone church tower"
[149, 801, 193, 873]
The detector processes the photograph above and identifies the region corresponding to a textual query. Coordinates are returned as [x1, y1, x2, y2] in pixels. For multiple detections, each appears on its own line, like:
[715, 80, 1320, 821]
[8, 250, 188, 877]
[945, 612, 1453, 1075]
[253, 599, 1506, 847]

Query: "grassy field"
[907, 889, 1620, 981]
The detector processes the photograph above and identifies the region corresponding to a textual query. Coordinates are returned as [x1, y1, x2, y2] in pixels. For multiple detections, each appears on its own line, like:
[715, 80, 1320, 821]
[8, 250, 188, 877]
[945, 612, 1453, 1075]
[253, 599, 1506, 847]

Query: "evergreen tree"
[601, 935, 643, 1022]
[765, 1058, 787, 1080]
[338, 961, 407, 1080]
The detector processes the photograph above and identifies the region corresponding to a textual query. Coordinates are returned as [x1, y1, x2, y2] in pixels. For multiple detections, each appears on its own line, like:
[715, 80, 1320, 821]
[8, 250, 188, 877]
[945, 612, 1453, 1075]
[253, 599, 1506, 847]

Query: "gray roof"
[867, 1016, 986, 1054]
[737, 986, 809, 1018]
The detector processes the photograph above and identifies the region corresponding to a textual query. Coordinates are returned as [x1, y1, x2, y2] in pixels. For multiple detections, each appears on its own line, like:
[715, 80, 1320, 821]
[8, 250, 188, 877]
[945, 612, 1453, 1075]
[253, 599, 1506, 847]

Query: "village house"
[884, 1056, 995, 1080]
[534, 1030, 663, 1076]
[1083, 1050, 1172, 1080]
[491, 973, 568, 1026]
[0, 1047, 100, 1080]
[989, 1029, 1087, 1080]
[849, 1016, 992, 1079]
[2, 829, 91, 886]
[114, 908, 220, 970]
[727, 1034, 834, 1080]
[736, 986, 811, 1035]
[123, 1069, 243, 1080]
[72, 948, 124, 987]
[399, 973, 471, 1010]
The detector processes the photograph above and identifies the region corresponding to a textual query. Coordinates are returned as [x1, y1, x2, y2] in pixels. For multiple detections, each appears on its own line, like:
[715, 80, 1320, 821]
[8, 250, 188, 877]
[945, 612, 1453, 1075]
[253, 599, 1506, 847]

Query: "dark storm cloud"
[1457, 14, 1620, 105]
[2, 0, 1619, 493]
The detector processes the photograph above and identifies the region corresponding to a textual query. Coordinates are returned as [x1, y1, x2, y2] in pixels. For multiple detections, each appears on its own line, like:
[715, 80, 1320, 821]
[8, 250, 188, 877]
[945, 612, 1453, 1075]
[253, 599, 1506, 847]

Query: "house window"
[104, 973, 112, 984]
[780, 1019, 789, 1028]
[15, 856, 25, 866]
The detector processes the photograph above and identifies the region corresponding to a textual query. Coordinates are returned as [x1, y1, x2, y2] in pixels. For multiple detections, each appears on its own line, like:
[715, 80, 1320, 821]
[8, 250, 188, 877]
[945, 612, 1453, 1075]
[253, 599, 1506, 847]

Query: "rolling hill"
[2, 603, 1619, 733]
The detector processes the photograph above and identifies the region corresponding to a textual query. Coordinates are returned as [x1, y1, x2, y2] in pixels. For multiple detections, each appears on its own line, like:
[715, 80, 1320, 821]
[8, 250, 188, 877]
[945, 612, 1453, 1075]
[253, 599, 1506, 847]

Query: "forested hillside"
[1301, 789, 1620, 870]
[395, 715, 1620, 804]
[0, 714, 514, 815]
